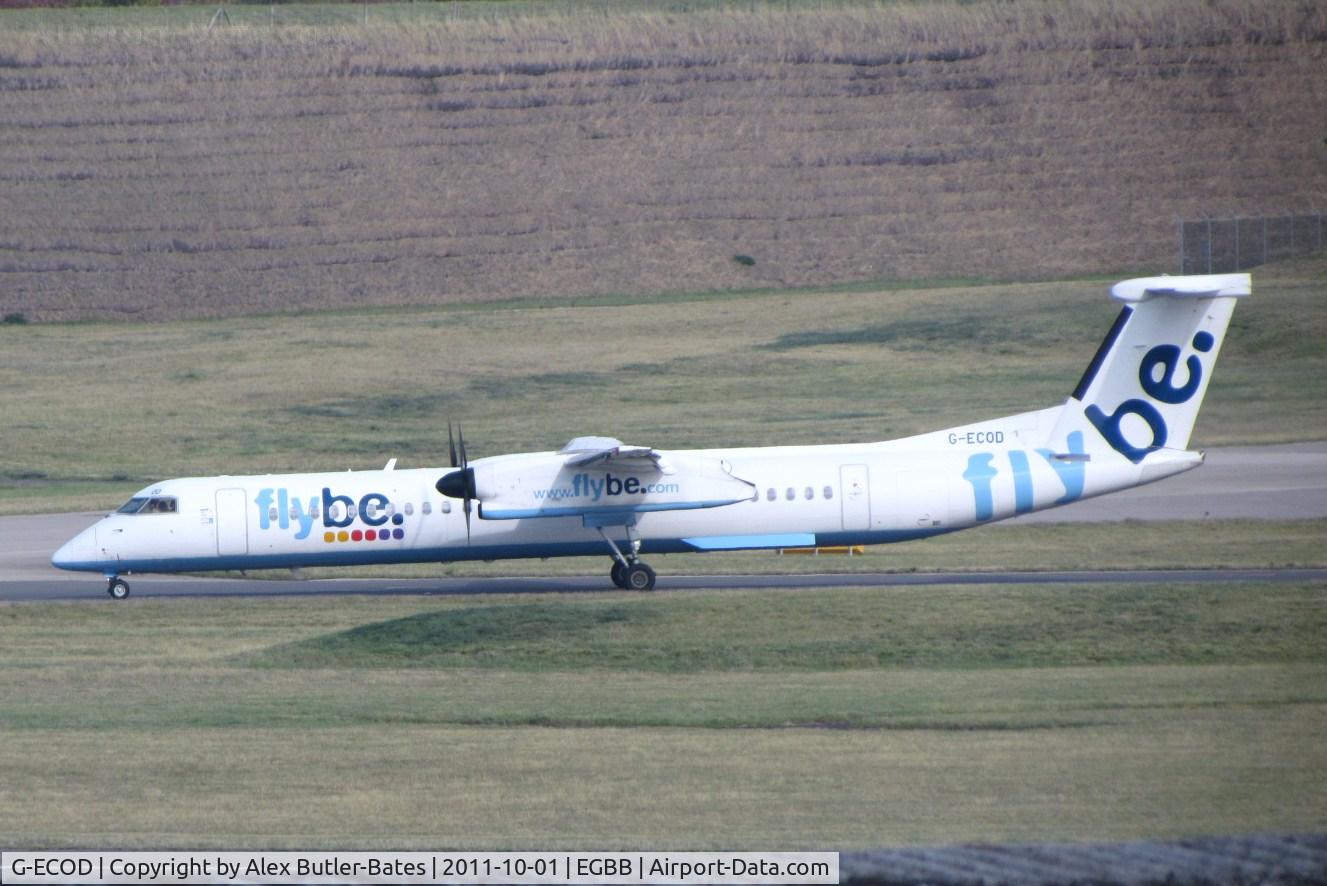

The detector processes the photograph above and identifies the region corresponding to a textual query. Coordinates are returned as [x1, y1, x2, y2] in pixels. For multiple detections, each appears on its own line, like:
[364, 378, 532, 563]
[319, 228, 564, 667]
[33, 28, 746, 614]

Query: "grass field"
[1, 0, 1323, 321]
[2, 580, 1325, 848]
[2, 255, 1323, 515]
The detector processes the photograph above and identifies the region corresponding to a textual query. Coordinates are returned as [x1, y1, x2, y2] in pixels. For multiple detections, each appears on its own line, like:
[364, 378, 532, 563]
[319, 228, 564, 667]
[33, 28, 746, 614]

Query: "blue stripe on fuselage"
[50, 528, 957, 576]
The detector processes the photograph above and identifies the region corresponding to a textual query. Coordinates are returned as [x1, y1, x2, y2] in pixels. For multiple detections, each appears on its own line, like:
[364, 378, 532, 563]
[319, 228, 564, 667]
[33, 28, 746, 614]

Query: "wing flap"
[560, 436, 669, 471]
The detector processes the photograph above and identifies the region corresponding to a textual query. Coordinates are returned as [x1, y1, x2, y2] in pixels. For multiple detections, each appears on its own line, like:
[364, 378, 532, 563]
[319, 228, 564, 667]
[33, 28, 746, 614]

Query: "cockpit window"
[116, 497, 149, 514]
[117, 496, 177, 515]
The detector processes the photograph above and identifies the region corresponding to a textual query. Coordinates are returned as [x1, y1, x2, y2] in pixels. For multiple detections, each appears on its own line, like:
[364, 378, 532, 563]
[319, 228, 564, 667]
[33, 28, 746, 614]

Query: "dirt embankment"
[1, 0, 1324, 321]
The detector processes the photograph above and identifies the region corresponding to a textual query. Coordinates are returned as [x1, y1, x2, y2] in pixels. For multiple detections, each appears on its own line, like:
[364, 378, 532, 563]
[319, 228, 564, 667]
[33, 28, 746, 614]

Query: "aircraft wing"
[559, 436, 671, 472]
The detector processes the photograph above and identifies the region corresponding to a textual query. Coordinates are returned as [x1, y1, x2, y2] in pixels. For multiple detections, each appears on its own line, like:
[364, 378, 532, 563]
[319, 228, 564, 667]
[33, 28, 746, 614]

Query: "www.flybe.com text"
[533, 473, 681, 502]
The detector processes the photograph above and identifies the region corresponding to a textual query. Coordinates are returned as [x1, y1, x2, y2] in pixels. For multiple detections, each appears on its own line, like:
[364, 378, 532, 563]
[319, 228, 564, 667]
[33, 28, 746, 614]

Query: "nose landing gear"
[106, 577, 130, 600]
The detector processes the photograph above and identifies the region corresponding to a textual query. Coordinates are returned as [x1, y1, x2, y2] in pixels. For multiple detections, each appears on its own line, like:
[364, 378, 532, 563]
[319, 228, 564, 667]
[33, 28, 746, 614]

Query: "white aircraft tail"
[1048, 273, 1250, 463]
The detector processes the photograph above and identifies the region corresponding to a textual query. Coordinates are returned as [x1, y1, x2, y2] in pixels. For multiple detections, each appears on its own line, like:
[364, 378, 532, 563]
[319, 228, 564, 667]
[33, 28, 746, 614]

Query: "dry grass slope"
[0, 0, 1324, 321]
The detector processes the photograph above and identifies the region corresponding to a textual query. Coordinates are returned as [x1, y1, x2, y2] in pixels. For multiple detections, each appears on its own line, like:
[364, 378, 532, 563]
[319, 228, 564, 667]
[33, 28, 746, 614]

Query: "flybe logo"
[1085, 331, 1214, 463]
[254, 487, 406, 542]
[963, 431, 1087, 521]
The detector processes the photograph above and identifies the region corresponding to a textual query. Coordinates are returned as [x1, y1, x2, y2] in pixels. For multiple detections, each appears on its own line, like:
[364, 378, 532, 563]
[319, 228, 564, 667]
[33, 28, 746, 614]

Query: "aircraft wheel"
[107, 578, 130, 600]
[624, 563, 656, 592]
[610, 561, 629, 589]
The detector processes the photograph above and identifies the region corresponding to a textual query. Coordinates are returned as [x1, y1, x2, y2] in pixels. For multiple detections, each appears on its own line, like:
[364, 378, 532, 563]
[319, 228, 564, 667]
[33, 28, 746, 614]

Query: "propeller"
[437, 422, 475, 541]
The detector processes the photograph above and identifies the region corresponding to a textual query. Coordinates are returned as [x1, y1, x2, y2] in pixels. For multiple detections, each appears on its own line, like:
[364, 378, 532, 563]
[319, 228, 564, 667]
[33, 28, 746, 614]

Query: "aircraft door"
[215, 488, 249, 556]
[840, 464, 870, 531]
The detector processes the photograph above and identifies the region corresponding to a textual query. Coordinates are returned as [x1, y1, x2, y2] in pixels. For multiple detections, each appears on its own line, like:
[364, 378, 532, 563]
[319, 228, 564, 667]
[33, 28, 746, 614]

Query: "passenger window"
[785, 487, 795, 501]
[438, 501, 448, 514]
[364, 500, 379, 519]
[311, 502, 321, 519]
[347, 505, 357, 519]
[328, 503, 341, 521]
[422, 501, 432, 515]
[804, 487, 814, 500]
[766, 488, 776, 502]
[824, 486, 834, 500]
[405, 502, 415, 516]
[386, 503, 396, 516]
[269, 506, 279, 521]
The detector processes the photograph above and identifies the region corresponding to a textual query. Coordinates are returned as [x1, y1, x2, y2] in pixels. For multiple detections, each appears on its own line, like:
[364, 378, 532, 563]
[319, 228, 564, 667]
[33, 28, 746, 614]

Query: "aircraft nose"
[51, 525, 99, 572]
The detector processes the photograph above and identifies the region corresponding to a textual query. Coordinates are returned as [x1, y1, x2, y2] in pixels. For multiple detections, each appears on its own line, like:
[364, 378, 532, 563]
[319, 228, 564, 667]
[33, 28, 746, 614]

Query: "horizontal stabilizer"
[1110, 273, 1250, 303]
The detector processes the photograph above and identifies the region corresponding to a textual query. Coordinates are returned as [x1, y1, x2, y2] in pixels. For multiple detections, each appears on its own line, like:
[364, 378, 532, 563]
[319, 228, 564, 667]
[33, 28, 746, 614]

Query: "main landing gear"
[106, 576, 130, 600]
[610, 559, 656, 591]
[597, 525, 657, 591]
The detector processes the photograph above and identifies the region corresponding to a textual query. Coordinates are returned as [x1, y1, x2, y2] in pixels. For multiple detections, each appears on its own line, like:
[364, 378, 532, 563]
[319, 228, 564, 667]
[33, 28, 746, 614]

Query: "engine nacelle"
[466, 452, 754, 520]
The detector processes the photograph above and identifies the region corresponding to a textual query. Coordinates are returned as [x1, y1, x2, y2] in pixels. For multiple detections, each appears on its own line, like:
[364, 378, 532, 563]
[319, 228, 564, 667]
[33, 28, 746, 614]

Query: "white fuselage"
[50, 406, 1200, 577]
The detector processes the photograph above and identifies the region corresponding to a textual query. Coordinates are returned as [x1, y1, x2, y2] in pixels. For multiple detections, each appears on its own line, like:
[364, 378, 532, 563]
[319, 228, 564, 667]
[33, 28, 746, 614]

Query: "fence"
[1179, 212, 1323, 274]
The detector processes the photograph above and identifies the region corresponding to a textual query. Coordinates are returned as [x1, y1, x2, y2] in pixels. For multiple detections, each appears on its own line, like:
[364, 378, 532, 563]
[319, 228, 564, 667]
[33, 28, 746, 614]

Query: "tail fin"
[1049, 273, 1250, 463]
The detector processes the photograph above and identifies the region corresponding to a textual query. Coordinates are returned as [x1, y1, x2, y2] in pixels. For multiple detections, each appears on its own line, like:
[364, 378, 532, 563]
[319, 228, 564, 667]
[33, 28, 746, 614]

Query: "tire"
[624, 563, 656, 591]
[107, 578, 130, 600]
[610, 561, 629, 589]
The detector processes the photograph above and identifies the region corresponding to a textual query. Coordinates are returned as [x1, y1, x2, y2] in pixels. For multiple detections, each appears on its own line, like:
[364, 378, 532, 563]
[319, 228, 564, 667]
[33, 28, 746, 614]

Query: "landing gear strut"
[598, 525, 656, 591]
[107, 577, 130, 600]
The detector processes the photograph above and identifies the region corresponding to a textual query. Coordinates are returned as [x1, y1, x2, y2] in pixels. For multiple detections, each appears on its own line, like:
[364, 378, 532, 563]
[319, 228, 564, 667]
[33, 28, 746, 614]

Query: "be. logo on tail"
[1084, 331, 1215, 464]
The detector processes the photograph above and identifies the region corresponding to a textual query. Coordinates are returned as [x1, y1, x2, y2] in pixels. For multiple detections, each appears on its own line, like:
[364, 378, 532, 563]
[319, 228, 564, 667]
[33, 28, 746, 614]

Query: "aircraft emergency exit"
[53, 273, 1250, 598]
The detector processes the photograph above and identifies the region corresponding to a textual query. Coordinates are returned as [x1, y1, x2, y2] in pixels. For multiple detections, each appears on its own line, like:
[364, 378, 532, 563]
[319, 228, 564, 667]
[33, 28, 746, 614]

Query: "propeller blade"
[437, 424, 474, 544]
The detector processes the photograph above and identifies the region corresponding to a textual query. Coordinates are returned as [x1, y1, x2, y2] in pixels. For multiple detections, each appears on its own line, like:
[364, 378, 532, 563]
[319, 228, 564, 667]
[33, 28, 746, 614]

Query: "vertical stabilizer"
[1049, 274, 1250, 463]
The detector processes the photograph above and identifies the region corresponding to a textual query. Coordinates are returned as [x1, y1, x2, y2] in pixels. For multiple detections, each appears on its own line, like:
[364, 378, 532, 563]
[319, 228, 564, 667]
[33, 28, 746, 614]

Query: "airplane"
[52, 273, 1250, 599]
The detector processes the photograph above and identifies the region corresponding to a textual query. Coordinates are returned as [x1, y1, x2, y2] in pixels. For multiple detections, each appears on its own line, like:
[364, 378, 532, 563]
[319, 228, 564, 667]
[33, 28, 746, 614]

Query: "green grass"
[2, 257, 1323, 515]
[2, 581, 1325, 848]
[249, 583, 1327, 673]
